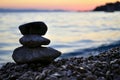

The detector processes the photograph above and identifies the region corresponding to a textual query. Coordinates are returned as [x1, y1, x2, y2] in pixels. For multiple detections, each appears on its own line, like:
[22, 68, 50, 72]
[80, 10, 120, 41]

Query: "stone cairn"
[12, 22, 61, 64]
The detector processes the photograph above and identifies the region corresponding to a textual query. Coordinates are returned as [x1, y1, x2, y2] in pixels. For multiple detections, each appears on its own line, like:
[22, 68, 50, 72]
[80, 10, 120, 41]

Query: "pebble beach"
[0, 47, 120, 80]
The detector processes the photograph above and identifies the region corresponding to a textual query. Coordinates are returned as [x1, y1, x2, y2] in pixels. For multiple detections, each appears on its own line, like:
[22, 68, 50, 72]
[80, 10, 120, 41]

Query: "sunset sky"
[0, 0, 120, 11]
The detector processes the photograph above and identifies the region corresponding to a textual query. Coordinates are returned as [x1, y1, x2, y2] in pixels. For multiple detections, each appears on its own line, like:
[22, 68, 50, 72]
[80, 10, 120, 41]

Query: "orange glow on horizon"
[0, 0, 120, 11]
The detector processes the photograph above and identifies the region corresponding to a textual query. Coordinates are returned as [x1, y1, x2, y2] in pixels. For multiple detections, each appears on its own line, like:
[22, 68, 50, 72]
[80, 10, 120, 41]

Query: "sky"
[0, 0, 120, 11]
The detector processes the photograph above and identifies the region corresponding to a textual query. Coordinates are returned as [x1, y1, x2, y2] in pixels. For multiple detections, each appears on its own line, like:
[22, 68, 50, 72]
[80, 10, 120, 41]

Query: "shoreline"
[0, 47, 120, 80]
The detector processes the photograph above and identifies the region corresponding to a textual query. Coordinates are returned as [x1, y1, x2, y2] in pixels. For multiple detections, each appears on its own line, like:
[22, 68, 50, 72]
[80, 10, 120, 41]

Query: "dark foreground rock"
[0, 47, 120, 80]
[12, 47, 61, 64]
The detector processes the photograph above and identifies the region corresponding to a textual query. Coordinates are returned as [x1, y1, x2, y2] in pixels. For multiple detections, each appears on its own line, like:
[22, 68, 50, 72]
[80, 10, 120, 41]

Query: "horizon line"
[0, 8, 93, 12]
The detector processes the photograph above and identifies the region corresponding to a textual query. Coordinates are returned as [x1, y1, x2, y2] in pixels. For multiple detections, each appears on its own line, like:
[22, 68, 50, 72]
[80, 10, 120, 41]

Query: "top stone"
[19, 22, 48, 35]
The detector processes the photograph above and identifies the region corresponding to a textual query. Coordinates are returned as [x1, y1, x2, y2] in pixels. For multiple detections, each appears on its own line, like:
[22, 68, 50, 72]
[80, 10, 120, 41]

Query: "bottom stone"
[12, 47, 61, 64]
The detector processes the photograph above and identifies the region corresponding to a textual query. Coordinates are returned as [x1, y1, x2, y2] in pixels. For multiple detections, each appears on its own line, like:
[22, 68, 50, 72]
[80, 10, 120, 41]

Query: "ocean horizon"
[0, 12, 120, 65]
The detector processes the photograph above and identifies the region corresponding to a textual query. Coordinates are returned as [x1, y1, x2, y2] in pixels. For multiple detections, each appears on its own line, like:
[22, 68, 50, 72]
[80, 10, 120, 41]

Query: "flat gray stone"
[19, 22, 48, 35]
[19, 35, 50, 47]
[12, 47, 61, 64]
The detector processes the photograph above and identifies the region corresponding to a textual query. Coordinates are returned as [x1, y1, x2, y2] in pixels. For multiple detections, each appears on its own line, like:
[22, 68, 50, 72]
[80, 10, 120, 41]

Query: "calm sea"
[0, 12, 120, 65]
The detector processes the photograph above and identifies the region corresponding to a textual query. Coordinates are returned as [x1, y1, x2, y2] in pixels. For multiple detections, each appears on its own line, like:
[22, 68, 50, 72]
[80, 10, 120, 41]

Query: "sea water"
[0, 12, 120, 64]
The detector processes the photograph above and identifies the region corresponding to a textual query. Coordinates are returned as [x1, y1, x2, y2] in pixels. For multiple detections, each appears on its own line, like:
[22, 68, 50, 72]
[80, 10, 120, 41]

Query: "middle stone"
[19, 35, 50, 48]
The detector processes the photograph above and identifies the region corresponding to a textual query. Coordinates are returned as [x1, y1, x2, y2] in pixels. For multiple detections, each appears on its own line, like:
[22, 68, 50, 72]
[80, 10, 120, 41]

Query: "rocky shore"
[0, 47, 120, 80]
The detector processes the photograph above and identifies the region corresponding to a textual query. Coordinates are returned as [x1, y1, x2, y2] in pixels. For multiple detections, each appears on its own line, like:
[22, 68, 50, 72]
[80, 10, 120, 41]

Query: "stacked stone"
[12, 22, 61, 64]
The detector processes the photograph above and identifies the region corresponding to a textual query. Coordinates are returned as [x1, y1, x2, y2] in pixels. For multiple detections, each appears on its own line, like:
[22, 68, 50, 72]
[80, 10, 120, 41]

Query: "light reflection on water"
[0, 12, 120, 63]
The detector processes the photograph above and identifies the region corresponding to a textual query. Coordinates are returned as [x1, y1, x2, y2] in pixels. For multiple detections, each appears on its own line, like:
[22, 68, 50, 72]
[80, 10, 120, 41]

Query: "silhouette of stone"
[19, 22, 47, 35]
[19, 35, 50, 47]
[12, 22, 61, 64]
[12, 47, 61, 64]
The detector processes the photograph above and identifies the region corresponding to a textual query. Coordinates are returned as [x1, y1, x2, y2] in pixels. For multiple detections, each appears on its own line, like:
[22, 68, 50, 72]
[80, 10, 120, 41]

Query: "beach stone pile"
[12, 22, 61, 64]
